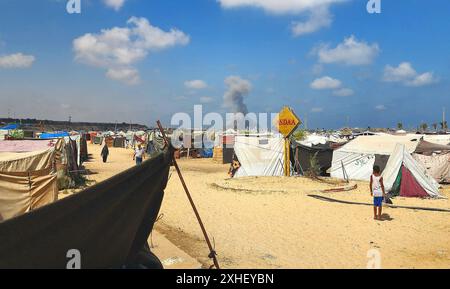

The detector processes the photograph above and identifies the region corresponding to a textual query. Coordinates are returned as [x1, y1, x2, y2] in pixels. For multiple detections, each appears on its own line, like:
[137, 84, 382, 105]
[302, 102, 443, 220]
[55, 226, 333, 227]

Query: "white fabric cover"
[234, 135, 285, 177]
[382, 144, 442, 198]
[413, 153, 450, 183]
[330, 135, 421, 181]
[330, 151, 375, 181]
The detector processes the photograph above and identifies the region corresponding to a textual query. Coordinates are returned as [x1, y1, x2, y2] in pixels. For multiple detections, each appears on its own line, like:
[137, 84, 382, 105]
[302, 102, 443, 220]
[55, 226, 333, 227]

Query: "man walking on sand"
[133, 144, 146, 165]
[101, 143, 109, 163]
[370, 165, 386, 220]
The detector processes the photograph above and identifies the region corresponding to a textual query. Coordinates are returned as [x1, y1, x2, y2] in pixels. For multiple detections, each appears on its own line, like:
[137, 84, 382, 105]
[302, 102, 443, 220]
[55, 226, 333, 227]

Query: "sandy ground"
[72, 143, 450, 269]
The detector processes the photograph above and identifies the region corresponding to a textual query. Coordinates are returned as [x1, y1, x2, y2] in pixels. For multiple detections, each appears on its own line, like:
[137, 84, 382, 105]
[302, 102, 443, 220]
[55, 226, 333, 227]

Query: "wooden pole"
[156, 121, 220, 269]
[284, 138, 290, 176]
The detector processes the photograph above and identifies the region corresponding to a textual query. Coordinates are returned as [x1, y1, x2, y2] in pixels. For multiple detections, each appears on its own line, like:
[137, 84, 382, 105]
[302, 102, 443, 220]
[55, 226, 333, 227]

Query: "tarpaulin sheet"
[414, 153, 450, 183]
[40, 132, 70, 139]
[0, 140, 56, 153]
[0, 149, 172, 269]
[0, 124, 19, 130]
[0, 148, 58, 221]
[234, 135, 286, 177]
[0, 168, 58, 221]
[400, 166, 429, 198]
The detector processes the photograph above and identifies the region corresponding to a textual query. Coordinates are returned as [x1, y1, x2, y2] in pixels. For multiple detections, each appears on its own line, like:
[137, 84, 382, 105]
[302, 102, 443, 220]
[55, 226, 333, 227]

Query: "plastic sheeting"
[382, 144, 442, 198]
[0, 140, 56, 153]
[0, 147, 58, 221]
[413, 153, 450, 183]
[234, 135, 286, 177]
[330, 135, 421, 181]
[0, 149, 172, 269]
[40, 132, 69, 139]
[0, 124, 19, 130]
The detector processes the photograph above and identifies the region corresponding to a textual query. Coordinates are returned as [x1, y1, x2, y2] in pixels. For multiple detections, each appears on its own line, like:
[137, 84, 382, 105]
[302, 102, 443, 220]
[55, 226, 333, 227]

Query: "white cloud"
[103, 0, 126, 11]
[218, 0, 345, 37]
[332, 87, 354, 96]
[310, 76, 341, 90]
[383, 62, 437, 87]
[291, 6, 332, 37]
[375, 105, 386, 111]
[185, 80, 208, 89]
[0, 53, 35, 69]
[311, 107, 324, 113]
[316, 35, 380, 66]
[73, 17, 190, 85]
[407, 72, 436, 87]
[200, 96, 214, 104]
[106, 68, 140, 85]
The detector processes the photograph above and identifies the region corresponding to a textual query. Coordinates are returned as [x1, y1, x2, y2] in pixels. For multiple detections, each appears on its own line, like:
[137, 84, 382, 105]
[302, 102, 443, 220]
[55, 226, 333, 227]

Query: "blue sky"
[0, 0, 449, 129]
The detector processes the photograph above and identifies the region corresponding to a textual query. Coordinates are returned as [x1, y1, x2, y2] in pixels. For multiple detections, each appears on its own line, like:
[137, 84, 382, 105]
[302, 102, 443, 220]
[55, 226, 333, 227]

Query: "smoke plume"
[223, 76, 251, 114]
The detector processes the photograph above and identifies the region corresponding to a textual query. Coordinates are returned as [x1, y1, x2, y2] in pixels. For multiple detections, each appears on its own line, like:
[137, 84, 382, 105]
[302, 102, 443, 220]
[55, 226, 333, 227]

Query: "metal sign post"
[275, 106, 301, 177]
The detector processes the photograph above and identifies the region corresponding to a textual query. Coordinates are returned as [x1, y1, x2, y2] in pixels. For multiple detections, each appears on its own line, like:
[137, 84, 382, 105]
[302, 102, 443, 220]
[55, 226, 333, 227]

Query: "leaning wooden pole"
[156, 121, 220, 269]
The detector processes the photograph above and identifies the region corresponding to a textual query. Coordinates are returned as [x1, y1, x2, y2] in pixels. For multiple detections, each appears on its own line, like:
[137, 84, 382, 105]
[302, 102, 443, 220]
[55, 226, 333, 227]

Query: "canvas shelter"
[233, 135, 287, 177]
[0, 148, 172, 269]
[382, 144, 442, 198]
[292, 142, 335, 176]
[330, 135, 421, 181]
[0, 141, 59, 221]
[412, 140, 450, 183]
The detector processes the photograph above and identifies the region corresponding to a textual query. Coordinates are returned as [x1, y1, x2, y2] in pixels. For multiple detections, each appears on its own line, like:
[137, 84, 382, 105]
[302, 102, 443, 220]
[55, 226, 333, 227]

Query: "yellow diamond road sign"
[275, 106, 301, 138]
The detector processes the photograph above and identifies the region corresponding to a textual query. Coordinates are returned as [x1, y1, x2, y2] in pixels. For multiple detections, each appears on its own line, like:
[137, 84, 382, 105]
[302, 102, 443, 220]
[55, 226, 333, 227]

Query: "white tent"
[382, 144, 442, 198]
[330, 135, 422, 181]
[234, 135, 286, 177]
[423, 134, 450, 146]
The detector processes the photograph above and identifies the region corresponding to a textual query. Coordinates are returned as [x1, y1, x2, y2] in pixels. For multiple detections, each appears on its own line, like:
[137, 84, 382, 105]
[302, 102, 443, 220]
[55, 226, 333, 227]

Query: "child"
[370, 165, 386, 220]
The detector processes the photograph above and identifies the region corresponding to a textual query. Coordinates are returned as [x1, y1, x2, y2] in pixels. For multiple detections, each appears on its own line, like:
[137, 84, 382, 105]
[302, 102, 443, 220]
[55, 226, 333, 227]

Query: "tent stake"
[156, 121, 220, 269]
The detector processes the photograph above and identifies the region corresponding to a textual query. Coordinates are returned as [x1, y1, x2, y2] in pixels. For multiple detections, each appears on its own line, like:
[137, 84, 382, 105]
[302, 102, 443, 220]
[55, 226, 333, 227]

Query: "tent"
[40, 132, 70, 139]
[292, 142, 334, 176]
[233, 135, 286, 177]
[330, 135, 421, 181]
[423, 134, 450, 146]
[0, 145, 59, 221]
[0, 148, 172, 269]
[413, 153, 450, 184]
[412, 140, 450, 183]
[0, 124, 19, 130]
[382, 144, 442, 198]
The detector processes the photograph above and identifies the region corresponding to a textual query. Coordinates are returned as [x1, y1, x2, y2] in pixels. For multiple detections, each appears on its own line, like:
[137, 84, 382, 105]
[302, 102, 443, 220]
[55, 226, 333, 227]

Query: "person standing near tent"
[133, 144, 145, 165]
[370, 165, 386, 220]
[101, 144, 109, 163]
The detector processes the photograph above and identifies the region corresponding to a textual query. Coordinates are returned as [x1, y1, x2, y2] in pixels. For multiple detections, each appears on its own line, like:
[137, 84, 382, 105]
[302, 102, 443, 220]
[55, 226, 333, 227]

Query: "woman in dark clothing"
[101, 144, 109, 163]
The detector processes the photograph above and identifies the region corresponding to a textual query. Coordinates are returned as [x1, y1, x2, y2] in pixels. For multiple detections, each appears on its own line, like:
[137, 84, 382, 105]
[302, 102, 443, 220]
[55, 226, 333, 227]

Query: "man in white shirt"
[133, 145, 146, 165]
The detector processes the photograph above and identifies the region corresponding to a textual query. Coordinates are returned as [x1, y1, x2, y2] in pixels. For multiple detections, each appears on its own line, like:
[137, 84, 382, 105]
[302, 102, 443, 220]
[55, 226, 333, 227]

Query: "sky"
[0, 0, 449, 129]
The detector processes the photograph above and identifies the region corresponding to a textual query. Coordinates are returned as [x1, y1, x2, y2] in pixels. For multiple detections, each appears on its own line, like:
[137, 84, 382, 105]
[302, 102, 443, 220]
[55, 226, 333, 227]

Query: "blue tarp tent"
[40, 132, 70, 139]
[0, 124, 19, 130]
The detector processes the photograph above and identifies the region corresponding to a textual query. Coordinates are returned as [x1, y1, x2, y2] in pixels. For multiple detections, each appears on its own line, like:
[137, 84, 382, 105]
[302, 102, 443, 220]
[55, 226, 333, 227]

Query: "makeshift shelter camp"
[382, 144, 442, 198]
[233, 135, 286, 177]
[0, 148, 172, 269]
[330, 135, 421, 181]
[0, 140, 59, 221]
